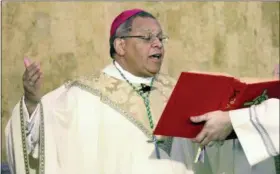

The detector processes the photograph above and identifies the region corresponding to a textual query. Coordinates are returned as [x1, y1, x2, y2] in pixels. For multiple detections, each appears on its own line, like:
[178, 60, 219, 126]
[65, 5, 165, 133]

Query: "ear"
[114, 38, 126, 56]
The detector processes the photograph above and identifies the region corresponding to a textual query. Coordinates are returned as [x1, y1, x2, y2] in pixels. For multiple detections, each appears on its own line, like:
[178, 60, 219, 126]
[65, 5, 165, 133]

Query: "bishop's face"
[118, 17, 168, 77]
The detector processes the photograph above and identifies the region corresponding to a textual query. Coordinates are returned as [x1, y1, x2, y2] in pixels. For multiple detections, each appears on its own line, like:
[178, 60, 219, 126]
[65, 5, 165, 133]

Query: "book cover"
[153, 72, 280, 139]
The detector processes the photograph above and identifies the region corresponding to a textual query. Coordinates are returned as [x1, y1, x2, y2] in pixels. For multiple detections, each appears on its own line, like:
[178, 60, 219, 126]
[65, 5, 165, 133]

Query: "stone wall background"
[1, 2, 279, 162]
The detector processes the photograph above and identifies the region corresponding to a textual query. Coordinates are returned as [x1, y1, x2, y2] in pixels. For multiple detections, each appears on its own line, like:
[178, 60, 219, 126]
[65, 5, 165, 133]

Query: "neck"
[114, 59, 155, 78]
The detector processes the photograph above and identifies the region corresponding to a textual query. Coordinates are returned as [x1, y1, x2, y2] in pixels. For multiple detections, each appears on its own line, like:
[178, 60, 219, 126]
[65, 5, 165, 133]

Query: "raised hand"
[22, 57, 43, 112]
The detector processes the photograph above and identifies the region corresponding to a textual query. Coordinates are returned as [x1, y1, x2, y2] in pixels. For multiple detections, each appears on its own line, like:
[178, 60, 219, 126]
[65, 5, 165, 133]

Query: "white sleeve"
[5, 97, 41, 172]
[5, 119, 16, 174]
[5, 83, 74, 174]
[229, 98, 279, 166]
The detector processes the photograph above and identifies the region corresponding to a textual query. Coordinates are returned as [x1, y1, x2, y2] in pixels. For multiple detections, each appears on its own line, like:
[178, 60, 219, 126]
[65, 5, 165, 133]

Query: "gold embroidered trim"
[65, 80, 174, 156]
[20, 97, 45, 174]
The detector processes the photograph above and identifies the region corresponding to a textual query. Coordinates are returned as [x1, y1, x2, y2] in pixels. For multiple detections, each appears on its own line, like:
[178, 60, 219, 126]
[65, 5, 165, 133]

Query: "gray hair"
[109, 11, 156, 59]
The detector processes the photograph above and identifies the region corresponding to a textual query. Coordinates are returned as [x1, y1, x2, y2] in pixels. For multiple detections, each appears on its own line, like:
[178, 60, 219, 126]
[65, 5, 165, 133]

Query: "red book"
[153, 72, 280, 140]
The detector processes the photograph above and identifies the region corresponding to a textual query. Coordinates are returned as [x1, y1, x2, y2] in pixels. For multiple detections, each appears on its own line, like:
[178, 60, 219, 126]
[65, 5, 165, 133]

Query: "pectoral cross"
[139, 83, 152, 93]
[147, 136, 164, 159]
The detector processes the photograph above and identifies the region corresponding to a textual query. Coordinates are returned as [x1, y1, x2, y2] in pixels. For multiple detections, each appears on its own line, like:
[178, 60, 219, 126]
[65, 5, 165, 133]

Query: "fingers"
[34, 72, 43, 86]
[29, 65, 41, 81]
[24, 57, 31, 68]
[35, 73, 43, 84]
[200, 135, 212, 146]
[194, 129, 213, 146]
[23, 59, 41, 81]
[27, 63, 40, 78]
[22, 58, 43, 90]
[194, 128, 208, 144]
[22, 58, 43, 103]
[31, 71, 42, 85]
[25, 71, 42, 87]
[23, 72, 43, 99]
[190, 114, 208, 123]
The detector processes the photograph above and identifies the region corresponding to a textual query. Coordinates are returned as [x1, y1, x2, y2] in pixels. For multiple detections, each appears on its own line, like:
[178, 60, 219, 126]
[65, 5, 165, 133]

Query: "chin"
[147, 67, 161, 76]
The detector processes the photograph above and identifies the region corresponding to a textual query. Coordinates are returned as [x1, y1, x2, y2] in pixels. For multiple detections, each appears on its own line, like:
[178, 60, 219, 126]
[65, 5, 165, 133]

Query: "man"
[5, 9, 201, 174]
[5, 8, 277, 174]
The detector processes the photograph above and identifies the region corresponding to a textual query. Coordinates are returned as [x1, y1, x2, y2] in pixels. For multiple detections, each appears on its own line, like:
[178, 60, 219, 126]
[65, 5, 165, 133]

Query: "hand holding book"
[153, 71, 280, 163]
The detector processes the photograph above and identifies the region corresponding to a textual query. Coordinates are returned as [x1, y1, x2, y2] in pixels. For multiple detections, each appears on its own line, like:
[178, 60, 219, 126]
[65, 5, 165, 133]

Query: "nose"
[151, 37, 163, 48]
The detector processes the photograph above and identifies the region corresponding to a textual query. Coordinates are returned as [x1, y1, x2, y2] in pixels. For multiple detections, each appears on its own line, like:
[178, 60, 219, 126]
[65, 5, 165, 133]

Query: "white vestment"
[5, 62, 278, 174]
[229, 98, 279, 166]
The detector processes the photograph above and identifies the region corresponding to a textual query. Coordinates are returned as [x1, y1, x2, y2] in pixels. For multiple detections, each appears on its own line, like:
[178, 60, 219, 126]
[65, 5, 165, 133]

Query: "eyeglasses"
[118, 33, 169, 44]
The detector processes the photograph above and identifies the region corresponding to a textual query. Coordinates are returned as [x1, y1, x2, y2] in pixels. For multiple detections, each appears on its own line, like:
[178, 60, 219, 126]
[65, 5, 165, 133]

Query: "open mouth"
[149, 53, 162, 60]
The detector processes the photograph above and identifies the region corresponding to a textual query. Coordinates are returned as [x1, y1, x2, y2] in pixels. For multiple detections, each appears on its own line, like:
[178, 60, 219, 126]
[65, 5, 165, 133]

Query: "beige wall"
[1, 2, 279, 162]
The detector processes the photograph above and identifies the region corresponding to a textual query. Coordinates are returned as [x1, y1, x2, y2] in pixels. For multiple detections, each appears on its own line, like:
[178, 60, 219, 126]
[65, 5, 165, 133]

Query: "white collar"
[102, 61, 153, 84]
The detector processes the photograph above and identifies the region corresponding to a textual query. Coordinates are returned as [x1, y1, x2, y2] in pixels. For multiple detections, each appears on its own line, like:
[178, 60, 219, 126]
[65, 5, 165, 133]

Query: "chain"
[113, 61, 162, 158]
[113, 61, 155, 129]
[20, 97, 30, 174]
[20, 97, 45, 174]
